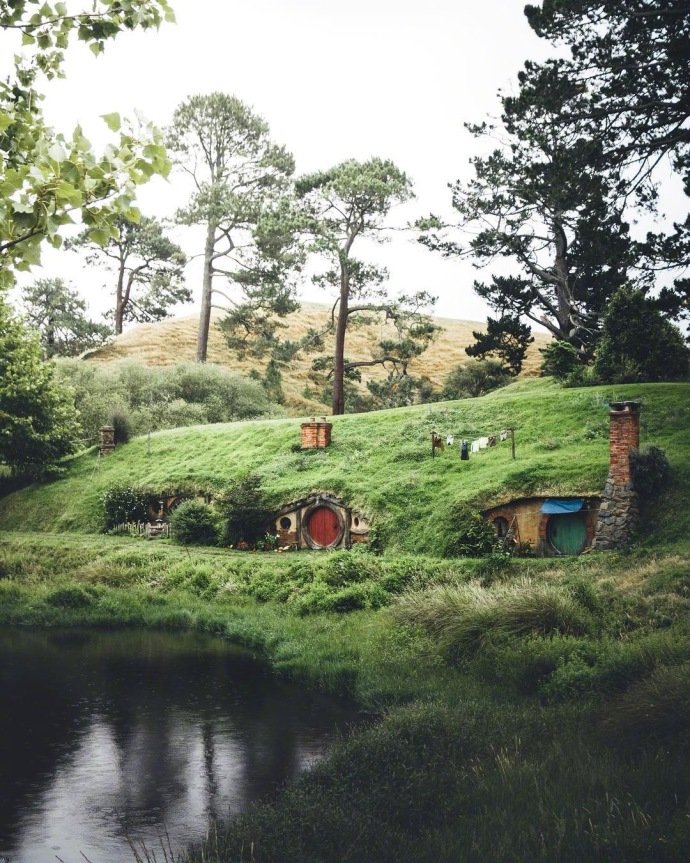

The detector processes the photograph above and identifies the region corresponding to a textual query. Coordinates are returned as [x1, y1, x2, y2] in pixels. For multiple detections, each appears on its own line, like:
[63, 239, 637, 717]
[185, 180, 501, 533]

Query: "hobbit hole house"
[481, 399, 642, 556]
[273, 493, 369, 550]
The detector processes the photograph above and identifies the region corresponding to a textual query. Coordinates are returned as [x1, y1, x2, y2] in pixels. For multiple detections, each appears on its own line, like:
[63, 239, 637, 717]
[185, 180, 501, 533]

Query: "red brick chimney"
[608, 401, 641, 486]
[300, 417, 332, 449]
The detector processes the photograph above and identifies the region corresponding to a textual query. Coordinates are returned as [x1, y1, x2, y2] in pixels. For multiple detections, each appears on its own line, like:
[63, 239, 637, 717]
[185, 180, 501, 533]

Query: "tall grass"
[393, 578, 592, 656]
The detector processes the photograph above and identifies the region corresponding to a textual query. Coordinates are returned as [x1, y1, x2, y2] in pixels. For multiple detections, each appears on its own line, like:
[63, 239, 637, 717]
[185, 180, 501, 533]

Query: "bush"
[218, 474, 274, 546]
[170, 499, 219, 546]
[593, 287, 690, 383]
[630, 445, 672, 499]
[110, 409, 132, 444]
[102, 485, 150, 530]
[443, 503, 498, 557]
[442, 359, 510, 400]
[540, 340, 580, 381]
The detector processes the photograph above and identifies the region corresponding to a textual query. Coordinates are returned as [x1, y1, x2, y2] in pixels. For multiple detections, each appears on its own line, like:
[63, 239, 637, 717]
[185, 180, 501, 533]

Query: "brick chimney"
[300, 417, 332, 449]
[607, 400, 641, 486]
[99, 425, 116, 456]
[593, 401, 641, 549]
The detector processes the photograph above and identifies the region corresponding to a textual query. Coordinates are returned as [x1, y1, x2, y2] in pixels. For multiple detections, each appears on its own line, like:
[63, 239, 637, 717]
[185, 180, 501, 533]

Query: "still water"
[0, 628, 358, 863]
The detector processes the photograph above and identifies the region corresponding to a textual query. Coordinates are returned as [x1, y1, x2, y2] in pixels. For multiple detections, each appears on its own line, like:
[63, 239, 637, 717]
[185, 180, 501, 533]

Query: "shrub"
[170, 499, 219, 546]
[442, 359, 510, 400]
[540, 340, 580, 381]
[218, 474, 274, 546]
[630, 445, 672, 499]
[443, 503, 498, 558]
[110, 409, 132, 444]
[102, 485, 150, 530]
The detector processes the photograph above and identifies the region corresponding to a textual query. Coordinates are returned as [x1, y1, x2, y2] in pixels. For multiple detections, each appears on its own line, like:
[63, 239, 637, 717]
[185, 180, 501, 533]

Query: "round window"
[279, 516, 292, 530]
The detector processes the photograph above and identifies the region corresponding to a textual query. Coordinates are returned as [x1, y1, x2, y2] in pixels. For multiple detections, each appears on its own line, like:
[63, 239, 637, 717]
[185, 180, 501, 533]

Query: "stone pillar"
[593, 401, 641, 549]
[300, 416, 332, 449]
[99, 425, 116, 456]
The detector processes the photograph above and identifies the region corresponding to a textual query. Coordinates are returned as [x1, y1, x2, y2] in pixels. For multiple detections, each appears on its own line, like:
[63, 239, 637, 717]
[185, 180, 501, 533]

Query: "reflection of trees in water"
[0, 629, 356, 857]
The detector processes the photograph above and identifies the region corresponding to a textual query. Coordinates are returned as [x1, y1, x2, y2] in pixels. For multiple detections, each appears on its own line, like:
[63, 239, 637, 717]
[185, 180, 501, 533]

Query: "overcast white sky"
[6, 0, 685, 327]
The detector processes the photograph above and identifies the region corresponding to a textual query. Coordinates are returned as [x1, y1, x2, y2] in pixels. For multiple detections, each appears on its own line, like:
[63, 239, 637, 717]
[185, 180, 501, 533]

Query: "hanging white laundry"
[446, 434, 454, 446]
[471, 440, 480, 453]
[500, 430, 509, 442]
[478, 436, 489, 449]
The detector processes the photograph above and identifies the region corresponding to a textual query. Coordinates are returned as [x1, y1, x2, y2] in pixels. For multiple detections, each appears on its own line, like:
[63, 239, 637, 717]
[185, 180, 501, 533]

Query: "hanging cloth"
[471, 440, 480, 453]
[478, 436, 489, 449]
[447, 434, 454, 447]
[460, 440, 469, 460]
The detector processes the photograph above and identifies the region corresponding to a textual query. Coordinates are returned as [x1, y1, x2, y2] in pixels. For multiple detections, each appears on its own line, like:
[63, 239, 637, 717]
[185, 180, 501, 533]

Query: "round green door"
[547, 513, 587, 555]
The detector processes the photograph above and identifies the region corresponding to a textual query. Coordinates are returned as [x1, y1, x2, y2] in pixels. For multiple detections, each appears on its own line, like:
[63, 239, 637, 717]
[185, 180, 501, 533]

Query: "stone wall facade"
[593, 401, 641, 550]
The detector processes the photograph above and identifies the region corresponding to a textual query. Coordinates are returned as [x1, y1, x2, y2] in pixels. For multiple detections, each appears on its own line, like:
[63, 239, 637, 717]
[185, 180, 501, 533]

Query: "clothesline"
[431, 428, 516, 459]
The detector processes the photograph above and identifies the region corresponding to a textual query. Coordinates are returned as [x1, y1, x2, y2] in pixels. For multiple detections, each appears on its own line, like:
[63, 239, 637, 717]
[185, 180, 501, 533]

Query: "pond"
[0, 628, 359, 863]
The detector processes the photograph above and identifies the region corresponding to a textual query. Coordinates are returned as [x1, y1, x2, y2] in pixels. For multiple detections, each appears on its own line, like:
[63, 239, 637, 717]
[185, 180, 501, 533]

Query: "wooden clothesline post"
[510, 427, 516, 459]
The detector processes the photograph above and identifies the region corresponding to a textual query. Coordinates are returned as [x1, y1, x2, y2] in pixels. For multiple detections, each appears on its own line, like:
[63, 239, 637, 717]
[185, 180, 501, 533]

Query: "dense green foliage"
[53, 359, 275, 446]
[0, 0, 173, 288]
[442, 359, 510, 399]
[593, 288, 689, 383]
[170, 499, 219, 546]
[216, 474, 274, 547]
[101, 485, 150, 530]
[0, 296, 79, 477]
[20, 278, 111, 358]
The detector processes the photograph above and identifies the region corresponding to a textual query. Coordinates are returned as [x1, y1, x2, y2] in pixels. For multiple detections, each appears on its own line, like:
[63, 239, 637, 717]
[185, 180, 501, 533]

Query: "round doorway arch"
[547, 512, 587, 555]
[302, 503, 345, 549]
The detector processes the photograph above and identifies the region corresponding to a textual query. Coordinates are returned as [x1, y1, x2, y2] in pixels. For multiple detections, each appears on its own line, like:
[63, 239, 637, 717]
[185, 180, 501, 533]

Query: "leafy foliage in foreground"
[0, 296, 79, 477]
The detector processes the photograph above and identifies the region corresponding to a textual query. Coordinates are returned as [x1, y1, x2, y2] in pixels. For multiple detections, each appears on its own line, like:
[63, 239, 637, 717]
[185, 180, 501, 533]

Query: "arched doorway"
[547, 513, 587, 555]
[305, 505, 342, 548]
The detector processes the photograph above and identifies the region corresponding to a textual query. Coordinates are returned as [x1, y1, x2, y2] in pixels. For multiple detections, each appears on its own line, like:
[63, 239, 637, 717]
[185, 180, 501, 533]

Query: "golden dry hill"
[84, 303, 551, 413]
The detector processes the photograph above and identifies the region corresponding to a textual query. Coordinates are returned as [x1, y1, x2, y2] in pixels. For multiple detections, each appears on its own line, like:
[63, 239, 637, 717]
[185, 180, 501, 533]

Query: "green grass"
[1, 379, 689, 862]
[1, 379, 689, 556]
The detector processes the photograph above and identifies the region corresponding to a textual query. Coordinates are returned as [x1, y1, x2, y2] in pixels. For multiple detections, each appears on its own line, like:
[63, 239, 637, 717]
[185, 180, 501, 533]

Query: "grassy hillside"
[83, 303, 552, 413]
[1, 379, 689, 862]
[1, 379, 689, 555]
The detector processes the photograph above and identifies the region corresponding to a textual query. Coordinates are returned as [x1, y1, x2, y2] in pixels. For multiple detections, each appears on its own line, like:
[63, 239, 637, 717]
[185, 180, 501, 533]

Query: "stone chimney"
[593, 401, 641, 549]
[99, 425, 116, 456]
[300, 416, 332, 449]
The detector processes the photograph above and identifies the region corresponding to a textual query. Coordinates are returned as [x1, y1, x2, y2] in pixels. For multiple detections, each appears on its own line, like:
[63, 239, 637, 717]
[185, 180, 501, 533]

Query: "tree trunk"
[197, 221, 216, 363]
[332, 272, 349, 415]
[115, 260, 126, 335]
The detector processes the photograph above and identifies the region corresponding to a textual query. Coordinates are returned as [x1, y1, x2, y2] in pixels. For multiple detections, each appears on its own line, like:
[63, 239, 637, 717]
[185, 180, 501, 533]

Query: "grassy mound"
[1, 379, 688, 556]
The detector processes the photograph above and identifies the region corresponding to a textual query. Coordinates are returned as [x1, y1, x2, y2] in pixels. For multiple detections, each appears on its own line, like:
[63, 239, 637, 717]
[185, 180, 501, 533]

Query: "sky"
[5, 0, 685, 328]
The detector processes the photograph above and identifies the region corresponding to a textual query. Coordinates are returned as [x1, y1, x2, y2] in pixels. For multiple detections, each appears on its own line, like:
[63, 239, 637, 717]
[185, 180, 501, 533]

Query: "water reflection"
[0, 628, 357, 863]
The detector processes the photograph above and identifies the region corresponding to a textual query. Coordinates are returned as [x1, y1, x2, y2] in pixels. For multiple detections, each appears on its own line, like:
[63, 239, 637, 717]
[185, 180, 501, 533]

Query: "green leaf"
[101, 112, 121, 132]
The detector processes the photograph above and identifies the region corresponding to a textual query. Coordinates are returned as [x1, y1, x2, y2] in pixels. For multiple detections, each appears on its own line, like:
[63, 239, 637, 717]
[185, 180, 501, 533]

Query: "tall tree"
[0, 294, 79, 477]
[0, 1, 173, 289]
[21, 278, 111, 357]
[296, 158, 435, 415]
[167, 93, 298, 363]
[69, 216, 189, 334]
[419, 83, 636, 357]
[521, 0, 690, 314]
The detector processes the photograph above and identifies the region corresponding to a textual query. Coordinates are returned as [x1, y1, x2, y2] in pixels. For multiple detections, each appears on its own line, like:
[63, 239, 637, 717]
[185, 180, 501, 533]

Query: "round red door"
[307, 506, 340, 546]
